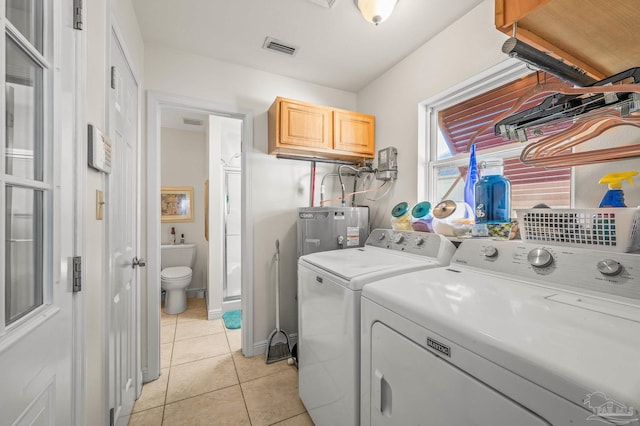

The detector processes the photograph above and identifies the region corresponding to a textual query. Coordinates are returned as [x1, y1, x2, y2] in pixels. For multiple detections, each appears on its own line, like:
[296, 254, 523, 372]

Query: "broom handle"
[275, 239, 280, 332]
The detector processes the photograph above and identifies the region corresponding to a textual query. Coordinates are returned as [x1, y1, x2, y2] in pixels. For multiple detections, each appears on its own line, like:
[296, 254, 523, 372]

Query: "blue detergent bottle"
[598, 171, 638, 207]
[475, 159, 511, 223]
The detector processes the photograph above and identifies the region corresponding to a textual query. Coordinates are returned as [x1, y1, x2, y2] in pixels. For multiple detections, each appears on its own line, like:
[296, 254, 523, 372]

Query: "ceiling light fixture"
[354, 0, 398, 26]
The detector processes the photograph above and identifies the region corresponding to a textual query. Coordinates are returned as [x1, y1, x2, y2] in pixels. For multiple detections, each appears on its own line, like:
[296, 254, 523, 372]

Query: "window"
[3, 0, 51, 326]
[424, 62, 572, 214]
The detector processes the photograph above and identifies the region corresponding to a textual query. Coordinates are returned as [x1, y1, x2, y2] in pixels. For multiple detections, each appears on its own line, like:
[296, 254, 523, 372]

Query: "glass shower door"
[224, 168, 241, 301]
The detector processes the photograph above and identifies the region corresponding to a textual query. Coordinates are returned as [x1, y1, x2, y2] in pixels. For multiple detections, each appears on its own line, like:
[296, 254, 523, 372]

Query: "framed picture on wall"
[161, 186, 194, 222]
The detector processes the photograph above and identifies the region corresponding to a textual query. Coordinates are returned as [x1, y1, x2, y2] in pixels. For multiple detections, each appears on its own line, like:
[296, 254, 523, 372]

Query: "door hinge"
[109, 407, 114, 426]
[73, 0, 83, 30]
[72, 256, 82, 292]
[111, 66, 118, 90]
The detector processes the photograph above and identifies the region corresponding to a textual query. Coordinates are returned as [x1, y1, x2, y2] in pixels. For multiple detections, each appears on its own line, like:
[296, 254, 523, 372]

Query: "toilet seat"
[161, 266, 192, 281]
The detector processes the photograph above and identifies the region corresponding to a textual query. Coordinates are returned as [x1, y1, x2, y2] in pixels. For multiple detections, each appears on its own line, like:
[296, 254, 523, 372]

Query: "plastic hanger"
[463, 77, 640, 168]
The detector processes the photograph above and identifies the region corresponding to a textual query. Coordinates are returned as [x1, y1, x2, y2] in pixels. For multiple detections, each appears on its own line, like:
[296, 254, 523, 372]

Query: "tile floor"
[129, 298, 313, 426]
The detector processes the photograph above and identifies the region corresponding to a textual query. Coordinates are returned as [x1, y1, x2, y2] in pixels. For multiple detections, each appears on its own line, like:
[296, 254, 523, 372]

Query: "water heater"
[297, 206, 370, 258]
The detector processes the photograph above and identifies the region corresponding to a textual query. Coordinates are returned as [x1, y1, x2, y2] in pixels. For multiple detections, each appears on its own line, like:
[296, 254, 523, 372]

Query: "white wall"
[356, 0, 640, 226]
[85, 0, 144, 423]
[160, 127, 208, 291]
[144, 43, 355, 349]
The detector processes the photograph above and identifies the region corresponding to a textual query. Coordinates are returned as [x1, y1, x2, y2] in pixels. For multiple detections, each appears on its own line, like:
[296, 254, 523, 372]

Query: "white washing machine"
[361, 238, 640, 426]
[297, 228, 457, 426]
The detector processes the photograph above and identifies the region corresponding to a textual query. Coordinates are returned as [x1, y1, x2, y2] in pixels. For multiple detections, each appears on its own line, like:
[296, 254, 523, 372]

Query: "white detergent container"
[161, 244, 197, 314]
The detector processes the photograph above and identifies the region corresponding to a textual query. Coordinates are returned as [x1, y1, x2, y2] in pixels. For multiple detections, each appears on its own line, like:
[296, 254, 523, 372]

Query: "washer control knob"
[414, 237, 424, 246]
[528, 248, 553, 268]
[483, 246, 498, 258]
[392, 233, 404, 244]
[597, 259, 623, 276]
[378, 233, 386, 241]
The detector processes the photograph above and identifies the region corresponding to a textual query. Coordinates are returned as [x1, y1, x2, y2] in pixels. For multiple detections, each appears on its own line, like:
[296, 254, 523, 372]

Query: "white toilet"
[161, 243, 197, 314]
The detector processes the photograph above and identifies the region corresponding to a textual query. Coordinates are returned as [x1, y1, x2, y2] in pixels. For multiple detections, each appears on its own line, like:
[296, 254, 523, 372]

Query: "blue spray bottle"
[598, 171, 638, 207]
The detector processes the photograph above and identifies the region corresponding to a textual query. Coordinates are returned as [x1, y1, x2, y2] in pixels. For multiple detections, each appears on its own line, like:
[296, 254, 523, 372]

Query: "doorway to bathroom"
[145, 92, 254, 382]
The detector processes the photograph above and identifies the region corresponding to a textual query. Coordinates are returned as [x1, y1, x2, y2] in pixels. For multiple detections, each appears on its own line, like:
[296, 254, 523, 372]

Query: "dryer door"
[369, 322, 551, 426]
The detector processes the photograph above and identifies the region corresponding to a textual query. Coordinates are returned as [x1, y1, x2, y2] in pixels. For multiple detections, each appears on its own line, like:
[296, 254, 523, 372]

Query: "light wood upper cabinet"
[333, 110, 375, 157]
[268, 97, 375, 162]
[277, 98, 332, 150]
[495, 0, 640, 81]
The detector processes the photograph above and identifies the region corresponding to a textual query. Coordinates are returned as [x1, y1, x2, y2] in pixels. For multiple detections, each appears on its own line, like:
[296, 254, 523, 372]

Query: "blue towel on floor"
[222, 310, 241, 329]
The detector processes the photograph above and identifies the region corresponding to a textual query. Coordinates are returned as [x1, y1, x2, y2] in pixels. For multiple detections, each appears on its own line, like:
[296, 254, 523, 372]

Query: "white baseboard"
[186, 288, 206, 298]
[208, 308, 222, 320]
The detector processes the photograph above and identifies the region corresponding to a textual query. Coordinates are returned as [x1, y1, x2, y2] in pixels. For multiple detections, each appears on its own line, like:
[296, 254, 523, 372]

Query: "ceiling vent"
[308, 0, 337, 8]
[183, 118, 203, 126]
[263, 37, 298, 56]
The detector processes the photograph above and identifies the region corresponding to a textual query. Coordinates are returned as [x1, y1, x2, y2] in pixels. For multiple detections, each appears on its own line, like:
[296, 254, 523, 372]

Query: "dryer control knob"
[528, 248, 553, 268]
[378, 233, 386, 241]
[392, 233, 404, 244]
[414, 237, 424, 246]
[483, 246, 498, 258]
[597, 259, 623, 276]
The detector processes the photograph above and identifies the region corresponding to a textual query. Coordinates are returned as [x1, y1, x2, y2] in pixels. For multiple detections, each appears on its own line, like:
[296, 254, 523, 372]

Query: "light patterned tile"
[166, 354, 238, 403]
[272, 412, 314, 426]
[132, 368, 169, 413]
[161, 324, 176, 344]
[177, 306, 208, 323]
[226, 328, 242, 352]
[174, 318, 224, 342]
[241, 369, 305, 426]
[232, 350, 291, 383]
[161, 342, 173, 369]
[162, 385, 250, 426]
[161, 311, 177, 327]
[127, 406, 163, 426]
[186, 297, 206, 309]
[171, 333, 229, 366]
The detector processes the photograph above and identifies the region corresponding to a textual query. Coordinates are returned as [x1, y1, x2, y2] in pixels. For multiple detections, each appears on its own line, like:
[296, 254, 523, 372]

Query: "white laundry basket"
[516, 208, 640, 253]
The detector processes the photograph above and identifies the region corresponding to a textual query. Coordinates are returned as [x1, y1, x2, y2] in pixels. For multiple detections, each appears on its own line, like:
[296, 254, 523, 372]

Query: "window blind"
[438, 71, 571, 208]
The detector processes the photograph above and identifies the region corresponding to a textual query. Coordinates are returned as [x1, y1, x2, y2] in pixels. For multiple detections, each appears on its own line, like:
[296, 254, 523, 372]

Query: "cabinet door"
[280, 100, 332, 150]
[333, 110, 375, 157]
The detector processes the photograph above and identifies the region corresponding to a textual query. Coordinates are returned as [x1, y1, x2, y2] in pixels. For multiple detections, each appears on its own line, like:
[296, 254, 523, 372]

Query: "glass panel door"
[3, 0, 49, 328]
[5, 186, 43, 324]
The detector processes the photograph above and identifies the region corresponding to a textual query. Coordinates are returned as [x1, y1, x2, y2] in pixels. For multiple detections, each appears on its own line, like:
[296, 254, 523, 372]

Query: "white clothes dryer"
[297, 229, 457, 426]
[361, 238, 640, 426]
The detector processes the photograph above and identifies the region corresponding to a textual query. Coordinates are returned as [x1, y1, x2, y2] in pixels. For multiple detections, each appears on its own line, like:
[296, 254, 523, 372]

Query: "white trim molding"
[145, 91, 255, 381]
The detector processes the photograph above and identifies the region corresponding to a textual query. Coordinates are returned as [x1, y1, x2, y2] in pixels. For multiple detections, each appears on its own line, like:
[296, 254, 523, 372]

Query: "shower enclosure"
[223, 167, 241, 301]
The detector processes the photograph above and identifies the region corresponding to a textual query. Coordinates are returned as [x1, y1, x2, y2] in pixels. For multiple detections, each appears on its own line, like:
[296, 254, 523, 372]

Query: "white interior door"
[0, 0, 79, 424]
[108, 29, 140, 425]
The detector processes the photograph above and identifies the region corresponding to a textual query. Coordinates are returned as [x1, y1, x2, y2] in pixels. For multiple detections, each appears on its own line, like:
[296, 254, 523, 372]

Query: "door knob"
[132, 257, 147, 268]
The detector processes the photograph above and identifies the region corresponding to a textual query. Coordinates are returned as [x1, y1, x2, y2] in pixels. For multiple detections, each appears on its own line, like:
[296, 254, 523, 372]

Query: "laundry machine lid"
[161, 266, 192, 279]
[362, 267, 640, 414]
[299, 246, 440, 289]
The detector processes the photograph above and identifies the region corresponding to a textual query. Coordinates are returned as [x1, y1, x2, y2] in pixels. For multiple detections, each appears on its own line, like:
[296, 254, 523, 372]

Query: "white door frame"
[71, 0, 88, 422]
[145, 91, 254, 381]
[105, 16, 143, 418]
